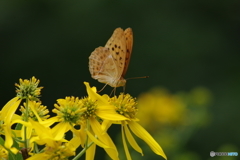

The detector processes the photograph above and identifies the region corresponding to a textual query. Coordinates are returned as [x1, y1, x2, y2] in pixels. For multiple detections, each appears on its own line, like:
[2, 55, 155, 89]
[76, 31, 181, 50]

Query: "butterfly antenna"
[97, 84, 108, 93]
[126, 76, 149, 80]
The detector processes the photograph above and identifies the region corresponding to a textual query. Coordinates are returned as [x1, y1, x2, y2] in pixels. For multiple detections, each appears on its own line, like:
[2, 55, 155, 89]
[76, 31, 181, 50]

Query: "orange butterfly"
[89, 28, 133, 88]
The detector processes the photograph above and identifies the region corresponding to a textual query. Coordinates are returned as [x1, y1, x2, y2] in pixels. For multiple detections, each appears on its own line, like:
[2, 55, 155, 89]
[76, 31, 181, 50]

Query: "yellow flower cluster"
[0, 77, 167, 160]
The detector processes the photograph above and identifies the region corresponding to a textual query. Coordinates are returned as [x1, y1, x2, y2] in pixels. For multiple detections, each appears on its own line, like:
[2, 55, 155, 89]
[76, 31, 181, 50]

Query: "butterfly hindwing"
[89, 47, 119, 85]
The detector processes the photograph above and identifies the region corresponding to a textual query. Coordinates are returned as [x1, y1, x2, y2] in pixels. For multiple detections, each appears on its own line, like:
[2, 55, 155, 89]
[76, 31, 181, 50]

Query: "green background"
[1, 0, 240, 159]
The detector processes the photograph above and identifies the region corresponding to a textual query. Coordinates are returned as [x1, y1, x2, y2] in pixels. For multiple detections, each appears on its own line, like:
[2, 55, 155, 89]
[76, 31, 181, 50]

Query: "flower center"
[110, 93, 138, 119]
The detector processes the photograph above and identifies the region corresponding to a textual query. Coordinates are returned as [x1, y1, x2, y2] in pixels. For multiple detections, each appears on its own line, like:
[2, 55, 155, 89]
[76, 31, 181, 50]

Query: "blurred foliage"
[1, 0, 240, 159]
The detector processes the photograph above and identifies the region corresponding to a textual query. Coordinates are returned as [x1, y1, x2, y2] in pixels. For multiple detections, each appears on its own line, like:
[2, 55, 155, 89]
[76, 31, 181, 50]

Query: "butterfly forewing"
[105, 28, 127, 80]
[122, 28, 133, 77]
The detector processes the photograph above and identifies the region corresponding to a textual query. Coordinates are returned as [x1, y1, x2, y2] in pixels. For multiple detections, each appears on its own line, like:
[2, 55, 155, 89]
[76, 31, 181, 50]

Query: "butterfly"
[89, 27, 133, 88]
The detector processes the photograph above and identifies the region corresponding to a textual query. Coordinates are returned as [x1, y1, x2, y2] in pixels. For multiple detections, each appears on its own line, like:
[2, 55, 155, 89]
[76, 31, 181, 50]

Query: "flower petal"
[86, 143, 96, 160]
[90, 118, 119, 160]
[97, 108, 128, 121]
[0, 97, 20, 120]
[128, 121, 167, 160]
[121, 125, 132, 160]
[84, 82, 109, 105]
[123, 123, 143, 155]
[101, 120, 112, 132]
[86, 130, 109, 149]
[3, 98, 21, 124]
[52, 122, 71, 140]
[40, 117, 59, 127]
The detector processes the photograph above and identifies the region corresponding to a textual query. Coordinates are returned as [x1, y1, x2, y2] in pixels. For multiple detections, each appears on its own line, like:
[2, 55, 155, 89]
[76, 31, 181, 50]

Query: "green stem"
[72, 120, 92, 160]
[24, 99, 29, 149]
[34, 142, 39, 153]
[72, 141, 94, 160]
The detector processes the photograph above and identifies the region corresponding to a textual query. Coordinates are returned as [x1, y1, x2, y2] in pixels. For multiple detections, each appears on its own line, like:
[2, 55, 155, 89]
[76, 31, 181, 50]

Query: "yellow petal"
[40, 117, 59, 127]
[4, 98, 21, 125]
[68, 136, 81, 151]
[79, 126, 87, 147]
[0, 97, 20, 119]
[52, 122, 71, 140]
[28, 100, 43, 122]
[123, 123, 143, 155]
[29, 119, 67, 147]
[121, 125, 132, 160]
[84, 82, 109, 105]
[90, 118, 119, 160]
[128, 121, 167, 160]
[101, 120, 112, 132]
[97, 108, 128, 121]
[3, 126, 13, 149]
[11, 119, 32, 127]
[3, 127, 18, 153]
[27, 153, 45, 160]
[70, 128, 82, 147]
[86, 143, 96, 160]
[2, 98, 21, 151]
[86, 130, 109, 148]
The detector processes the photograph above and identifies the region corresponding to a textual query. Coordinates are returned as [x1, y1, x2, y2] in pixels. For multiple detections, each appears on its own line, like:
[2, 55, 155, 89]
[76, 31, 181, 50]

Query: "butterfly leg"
[97, 83, 108, 93]
[110, 88, 117, 97]
[123, 84, 126, 93]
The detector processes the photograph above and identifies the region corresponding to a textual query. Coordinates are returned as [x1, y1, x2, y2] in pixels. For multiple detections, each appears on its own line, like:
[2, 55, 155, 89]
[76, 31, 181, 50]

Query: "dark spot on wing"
[116, 52, 119, 55]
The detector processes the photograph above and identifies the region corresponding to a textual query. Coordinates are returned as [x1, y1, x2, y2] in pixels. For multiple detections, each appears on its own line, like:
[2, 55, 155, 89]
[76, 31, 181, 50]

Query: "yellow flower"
[49, 82, 128, 160]
[15, 76, 43, 101]
[28, 119, 75, 160]
[17, 100, 52, 150]
[0, 77, 44, 155]
[137, 88, 186, 129]
[109, 93, 167, 160]
[78, 82, 128, 160]
[20, 101, 50, 121]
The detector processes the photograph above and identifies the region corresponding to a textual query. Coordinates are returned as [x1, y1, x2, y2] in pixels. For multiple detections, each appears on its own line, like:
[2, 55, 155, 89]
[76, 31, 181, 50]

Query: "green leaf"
[15, 123, 23, 130]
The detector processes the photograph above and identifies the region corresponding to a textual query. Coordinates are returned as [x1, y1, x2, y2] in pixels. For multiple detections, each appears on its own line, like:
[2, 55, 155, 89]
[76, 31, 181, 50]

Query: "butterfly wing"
[105, 28, 127, 80]
[122, 28, 133, 77]
[89, 28, 128, 87]
[89, 47, 119, 86]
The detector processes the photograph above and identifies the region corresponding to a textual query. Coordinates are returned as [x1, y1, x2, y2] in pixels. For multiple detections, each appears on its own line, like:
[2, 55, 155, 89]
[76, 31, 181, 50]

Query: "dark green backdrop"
[1, 0, 240, 159]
